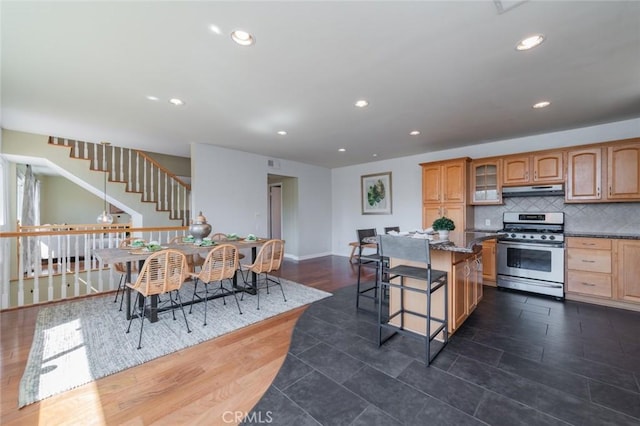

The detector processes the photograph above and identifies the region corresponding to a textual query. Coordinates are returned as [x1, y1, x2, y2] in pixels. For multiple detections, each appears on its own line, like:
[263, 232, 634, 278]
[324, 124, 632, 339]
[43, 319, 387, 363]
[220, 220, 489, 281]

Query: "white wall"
[190, 143, 332, 259]
[331, 118, 640, 257]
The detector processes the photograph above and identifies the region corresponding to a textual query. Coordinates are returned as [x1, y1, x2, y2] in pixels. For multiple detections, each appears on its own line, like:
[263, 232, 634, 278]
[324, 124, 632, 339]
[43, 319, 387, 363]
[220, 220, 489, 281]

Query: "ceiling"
[3, 1, 640, 169]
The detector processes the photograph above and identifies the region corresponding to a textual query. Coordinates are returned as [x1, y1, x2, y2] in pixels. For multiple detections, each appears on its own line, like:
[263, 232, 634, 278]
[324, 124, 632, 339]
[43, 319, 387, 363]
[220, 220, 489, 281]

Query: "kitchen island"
[386, 231, 500, 337]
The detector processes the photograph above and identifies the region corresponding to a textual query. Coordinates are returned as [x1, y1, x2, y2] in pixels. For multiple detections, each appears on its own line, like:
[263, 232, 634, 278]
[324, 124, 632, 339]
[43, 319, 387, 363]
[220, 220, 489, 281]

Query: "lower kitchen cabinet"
[481, 240, 496, 284]
[617, 239, 640, 303]
[566, 237, 612, 299]
[452, 252, 483, 331]
[566, 237, 640, 309]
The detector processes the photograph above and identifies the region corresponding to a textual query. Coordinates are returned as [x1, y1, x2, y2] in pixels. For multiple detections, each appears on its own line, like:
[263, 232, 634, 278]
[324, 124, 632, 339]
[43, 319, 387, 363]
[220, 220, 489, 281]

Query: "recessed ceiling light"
[231, 30, 255, 46]
[169, 98, 184, 106]
[209, 24, 222, 35]
[409, 130, 421, 136]
[516, 34, 545, 51]
[372, 154, 378, 157]
[338, 148, 346, 152]
[533, 101, 551, 109]
[354, 100, 369, 108]
[277, 130, 287, 136]
[146, 95, 159, 101]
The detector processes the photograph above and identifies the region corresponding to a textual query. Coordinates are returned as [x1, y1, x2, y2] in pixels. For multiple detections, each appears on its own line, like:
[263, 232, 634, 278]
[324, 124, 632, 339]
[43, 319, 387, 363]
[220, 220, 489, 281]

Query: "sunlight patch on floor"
[39, 319, 93, 400]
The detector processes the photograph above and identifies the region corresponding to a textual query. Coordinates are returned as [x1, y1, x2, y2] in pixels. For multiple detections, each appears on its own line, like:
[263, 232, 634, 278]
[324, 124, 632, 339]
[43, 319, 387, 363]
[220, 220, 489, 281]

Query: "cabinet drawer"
[567, 249, 611, 273]
[567, 237, 611, 250]
[567, 271, 612, 298]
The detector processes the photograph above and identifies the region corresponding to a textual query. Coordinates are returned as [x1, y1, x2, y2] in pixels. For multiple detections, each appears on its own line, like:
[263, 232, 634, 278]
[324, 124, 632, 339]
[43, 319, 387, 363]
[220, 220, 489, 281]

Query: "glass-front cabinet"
[471, 159, 502, 204]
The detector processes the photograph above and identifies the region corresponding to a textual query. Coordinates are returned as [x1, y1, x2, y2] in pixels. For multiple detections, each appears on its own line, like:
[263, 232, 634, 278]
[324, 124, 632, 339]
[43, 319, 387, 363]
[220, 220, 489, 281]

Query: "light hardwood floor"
[1, 256, 366, 425]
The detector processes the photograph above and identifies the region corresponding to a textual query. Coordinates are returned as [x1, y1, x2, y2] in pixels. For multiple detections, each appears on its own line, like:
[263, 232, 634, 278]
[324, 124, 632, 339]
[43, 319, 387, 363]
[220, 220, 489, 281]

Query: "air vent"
[267, 159, 281, 169]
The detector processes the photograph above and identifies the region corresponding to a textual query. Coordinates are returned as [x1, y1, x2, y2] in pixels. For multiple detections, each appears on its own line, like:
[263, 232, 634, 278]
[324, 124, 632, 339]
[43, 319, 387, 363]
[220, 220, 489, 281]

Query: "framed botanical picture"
[361, 172, 392, 215]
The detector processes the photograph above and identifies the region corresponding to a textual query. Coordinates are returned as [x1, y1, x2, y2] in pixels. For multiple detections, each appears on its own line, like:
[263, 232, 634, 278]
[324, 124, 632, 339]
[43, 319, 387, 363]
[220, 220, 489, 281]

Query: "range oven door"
[497, 240, 565, 297]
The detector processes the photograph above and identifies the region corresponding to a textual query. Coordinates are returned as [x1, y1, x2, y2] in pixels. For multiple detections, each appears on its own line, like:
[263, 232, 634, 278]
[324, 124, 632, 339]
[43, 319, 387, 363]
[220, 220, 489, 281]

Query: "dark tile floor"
[245, 285, 640, 425]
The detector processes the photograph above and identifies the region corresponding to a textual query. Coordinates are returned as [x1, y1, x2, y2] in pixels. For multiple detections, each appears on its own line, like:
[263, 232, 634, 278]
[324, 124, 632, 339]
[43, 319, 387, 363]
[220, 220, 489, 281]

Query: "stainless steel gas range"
[497, 212, 565, 300]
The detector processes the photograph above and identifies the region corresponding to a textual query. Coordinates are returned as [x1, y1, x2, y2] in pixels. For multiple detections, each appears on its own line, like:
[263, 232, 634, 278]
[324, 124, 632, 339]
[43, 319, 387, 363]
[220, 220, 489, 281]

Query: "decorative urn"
[189, 211, 212, 244]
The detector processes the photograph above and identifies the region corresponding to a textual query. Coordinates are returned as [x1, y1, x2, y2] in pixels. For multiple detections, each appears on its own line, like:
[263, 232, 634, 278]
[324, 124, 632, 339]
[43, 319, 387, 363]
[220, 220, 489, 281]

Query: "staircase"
[48, 137, 191, 225]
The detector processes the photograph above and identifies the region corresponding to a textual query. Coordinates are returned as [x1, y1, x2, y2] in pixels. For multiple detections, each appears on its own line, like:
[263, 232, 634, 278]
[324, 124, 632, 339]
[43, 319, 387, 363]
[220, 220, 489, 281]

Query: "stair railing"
[49, 137, 191, 225]
[0, 225, 189, 309]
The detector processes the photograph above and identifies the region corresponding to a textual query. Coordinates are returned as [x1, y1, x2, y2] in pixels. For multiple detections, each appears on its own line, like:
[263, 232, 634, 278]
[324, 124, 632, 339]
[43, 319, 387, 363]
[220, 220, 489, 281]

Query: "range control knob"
[549, 235, 556, 240]
[540, 235, 547, 240]
[530, 235, 534, 239]
[510, 233, 516, 238]
[522, 235, 527, 239]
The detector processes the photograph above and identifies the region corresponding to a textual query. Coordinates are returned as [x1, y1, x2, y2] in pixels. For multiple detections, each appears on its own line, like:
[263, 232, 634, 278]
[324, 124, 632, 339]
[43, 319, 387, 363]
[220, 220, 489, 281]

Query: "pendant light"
[96, 142, 114, 224]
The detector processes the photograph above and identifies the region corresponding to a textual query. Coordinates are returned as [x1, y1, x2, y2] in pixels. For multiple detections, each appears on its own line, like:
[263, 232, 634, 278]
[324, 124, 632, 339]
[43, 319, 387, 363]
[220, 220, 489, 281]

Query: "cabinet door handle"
[609, 186, 612, 196]
[581, 259, 596, 263]
[581, 282, 596, 287]
[534, 170, 537, 180]
[596, 187, 600, 198]
[582, 243, 596, 246]
[525, 171, 529, 180]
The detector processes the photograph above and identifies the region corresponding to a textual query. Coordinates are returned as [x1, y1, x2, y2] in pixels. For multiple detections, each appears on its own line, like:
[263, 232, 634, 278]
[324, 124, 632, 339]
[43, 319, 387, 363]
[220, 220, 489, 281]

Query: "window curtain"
[19, 165, 40, 274]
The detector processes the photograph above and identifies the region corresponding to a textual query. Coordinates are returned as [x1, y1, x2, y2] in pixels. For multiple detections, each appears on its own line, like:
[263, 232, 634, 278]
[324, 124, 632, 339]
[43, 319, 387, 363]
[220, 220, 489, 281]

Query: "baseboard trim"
[284, 252, 332, 262]
[565, 293, 640, 312]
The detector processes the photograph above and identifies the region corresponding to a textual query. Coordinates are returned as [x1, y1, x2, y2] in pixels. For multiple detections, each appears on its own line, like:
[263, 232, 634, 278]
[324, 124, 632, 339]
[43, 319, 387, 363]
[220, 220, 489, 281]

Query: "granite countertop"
[370, 231, 501, 254]
[430, 231, 501, 253]
[564, 231, 640, 240]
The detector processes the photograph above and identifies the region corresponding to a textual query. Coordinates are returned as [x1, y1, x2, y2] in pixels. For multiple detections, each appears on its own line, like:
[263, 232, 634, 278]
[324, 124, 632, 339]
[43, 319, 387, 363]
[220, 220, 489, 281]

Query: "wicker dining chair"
[211, 233, 245, 259]
[210, 233, 227, 241]
[240, 239, 286, 310]
[169, 235, 205, 271]
[125, 249, 192, 349]
[189, 244, 242, 326]
[113, 237, 147, 311]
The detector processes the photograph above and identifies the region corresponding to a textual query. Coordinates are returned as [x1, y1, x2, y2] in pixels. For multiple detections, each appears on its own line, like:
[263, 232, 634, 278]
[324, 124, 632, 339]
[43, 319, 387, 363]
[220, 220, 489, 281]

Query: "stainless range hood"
[502, 184, 564, 197]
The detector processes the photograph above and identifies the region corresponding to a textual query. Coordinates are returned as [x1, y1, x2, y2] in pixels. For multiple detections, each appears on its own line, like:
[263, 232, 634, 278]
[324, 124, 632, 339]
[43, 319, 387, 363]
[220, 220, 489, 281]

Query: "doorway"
[268, 184, 282, 239]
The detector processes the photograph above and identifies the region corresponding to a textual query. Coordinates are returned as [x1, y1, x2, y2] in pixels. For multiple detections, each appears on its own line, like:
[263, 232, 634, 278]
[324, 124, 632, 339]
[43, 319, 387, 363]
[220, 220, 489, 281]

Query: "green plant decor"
[432, 216, 455, 231]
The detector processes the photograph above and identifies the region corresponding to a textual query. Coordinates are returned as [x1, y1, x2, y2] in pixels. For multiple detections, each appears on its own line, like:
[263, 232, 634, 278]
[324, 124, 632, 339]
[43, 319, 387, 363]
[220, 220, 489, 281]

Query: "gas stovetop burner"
[499, 231, 564, 243]
[499, 211, 565, 243]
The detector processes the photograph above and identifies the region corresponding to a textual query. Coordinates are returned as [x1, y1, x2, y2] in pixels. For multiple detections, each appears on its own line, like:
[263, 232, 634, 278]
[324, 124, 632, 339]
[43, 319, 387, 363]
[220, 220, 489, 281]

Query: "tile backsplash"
[474, 196, 640, 233]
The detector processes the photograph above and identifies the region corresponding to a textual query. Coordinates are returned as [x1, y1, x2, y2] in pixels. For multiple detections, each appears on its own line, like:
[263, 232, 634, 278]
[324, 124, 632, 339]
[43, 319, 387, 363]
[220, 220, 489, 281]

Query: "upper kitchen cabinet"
[422, 164, 442, 203]
[471, 159, 501, 205]
[502, 155, 529, 185]
[566, 147, 602, 201]
[421, 158, 473, 231]
[566, 138, 640, 203]
[607, 140, 640, 200]
[423, 203, 466, 234]
[422, 159, 467, 203]
[502, 151, 564, 186]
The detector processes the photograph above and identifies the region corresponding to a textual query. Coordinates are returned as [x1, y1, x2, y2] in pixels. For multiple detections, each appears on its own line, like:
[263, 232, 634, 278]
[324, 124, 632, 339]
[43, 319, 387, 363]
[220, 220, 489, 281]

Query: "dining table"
[94, 237, 268, 323]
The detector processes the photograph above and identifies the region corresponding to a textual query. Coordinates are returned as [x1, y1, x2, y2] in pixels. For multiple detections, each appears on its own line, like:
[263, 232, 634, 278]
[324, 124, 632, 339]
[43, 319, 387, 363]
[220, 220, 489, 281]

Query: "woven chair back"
[131, 249, 189, 296]
[168, 235, 204, 270]
[198, 244, 239, 282]
[114, 237, 147, 274]
[210, 233, 227, 241]
[250, 239, 284, 274]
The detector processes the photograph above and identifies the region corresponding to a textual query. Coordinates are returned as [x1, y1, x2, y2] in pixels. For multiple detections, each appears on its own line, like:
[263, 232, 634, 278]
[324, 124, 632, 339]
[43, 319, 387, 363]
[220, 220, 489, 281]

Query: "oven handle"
[497, 240, 564, 249]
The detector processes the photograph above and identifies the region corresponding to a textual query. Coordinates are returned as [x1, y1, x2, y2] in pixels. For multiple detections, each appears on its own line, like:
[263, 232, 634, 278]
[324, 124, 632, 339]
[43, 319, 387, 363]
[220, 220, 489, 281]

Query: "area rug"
[18, 279, 331, 408]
